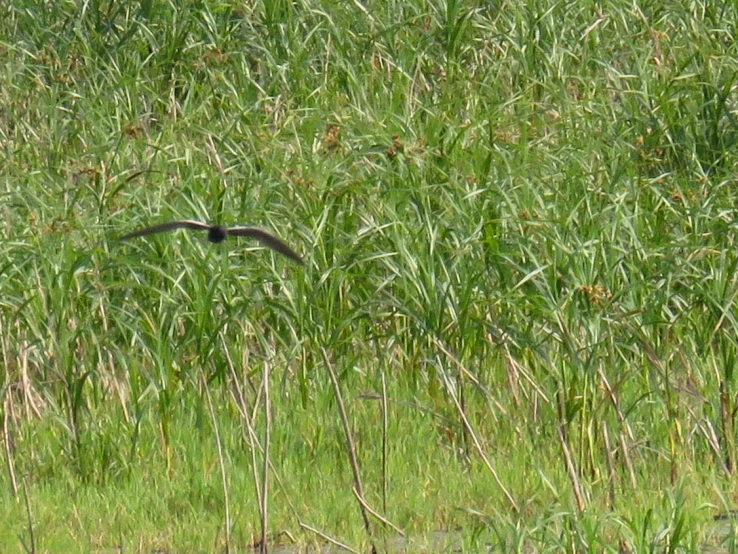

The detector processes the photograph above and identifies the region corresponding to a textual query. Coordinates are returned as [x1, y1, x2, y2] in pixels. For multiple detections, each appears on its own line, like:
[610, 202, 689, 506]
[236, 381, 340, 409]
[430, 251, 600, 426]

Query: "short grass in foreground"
[1, 0, 738, 552]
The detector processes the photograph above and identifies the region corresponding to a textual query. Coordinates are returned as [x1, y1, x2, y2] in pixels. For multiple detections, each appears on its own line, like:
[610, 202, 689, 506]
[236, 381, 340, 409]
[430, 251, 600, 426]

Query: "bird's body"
[120, 220, 303, 264]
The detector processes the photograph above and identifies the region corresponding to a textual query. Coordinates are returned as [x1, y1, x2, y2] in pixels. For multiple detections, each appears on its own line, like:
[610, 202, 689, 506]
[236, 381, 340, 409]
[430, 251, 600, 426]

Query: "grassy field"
[2, 0, 738, 552]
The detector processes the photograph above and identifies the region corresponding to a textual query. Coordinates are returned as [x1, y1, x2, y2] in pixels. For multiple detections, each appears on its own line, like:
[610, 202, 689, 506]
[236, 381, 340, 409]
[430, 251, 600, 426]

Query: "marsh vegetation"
[1, 1, 738, 552]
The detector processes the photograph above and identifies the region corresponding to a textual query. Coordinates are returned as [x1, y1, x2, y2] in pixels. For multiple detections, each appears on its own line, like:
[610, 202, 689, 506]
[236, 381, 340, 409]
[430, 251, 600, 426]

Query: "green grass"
[2, 0, 738, 552]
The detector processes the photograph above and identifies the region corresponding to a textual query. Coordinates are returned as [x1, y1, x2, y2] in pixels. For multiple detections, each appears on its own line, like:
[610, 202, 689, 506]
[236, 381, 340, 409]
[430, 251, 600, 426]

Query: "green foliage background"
[1, 0, 738, 551]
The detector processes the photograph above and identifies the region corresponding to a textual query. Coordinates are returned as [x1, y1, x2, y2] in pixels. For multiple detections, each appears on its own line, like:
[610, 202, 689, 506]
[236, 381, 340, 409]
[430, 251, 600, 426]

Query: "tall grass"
[1, 0, 738, 551]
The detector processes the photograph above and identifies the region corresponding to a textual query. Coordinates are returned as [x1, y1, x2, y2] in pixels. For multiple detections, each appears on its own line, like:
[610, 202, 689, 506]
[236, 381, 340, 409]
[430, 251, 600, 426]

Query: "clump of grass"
[2, 0, 738, 552]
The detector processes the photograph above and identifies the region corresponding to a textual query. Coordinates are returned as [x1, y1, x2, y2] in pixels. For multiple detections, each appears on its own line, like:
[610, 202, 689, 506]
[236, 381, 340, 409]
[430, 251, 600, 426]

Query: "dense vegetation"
[1, 0, 738, 551]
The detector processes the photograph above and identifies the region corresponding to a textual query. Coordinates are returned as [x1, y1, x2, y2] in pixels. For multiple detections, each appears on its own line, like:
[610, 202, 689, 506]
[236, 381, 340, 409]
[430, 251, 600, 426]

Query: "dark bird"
[120, 220, 303, 265]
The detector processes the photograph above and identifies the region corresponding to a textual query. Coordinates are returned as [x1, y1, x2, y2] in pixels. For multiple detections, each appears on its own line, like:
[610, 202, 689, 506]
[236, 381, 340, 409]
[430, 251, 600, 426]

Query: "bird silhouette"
[120, 220, 303, 265]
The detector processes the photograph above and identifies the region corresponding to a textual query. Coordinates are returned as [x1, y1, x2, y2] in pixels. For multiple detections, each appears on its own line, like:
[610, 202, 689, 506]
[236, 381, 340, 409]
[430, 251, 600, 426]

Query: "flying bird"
[120, 220, 303, 265]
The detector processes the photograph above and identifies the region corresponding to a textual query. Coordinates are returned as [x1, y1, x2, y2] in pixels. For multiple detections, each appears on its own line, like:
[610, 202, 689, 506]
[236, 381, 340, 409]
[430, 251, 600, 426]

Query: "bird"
[119, 220, 303, 265]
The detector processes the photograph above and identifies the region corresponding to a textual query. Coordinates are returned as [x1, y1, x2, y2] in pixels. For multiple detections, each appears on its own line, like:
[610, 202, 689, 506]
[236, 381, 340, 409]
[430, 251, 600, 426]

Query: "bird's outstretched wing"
[229, 226, 304, 265]
[119, 220, 210, 240]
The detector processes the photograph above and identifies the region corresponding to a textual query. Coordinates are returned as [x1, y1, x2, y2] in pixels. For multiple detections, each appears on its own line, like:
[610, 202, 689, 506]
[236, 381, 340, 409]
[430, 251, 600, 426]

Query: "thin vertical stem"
[260, 360, 271, 554]
[203, 374, 231, 554]
[319, 347, 376, 552]
[380, 371, 388, 515]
